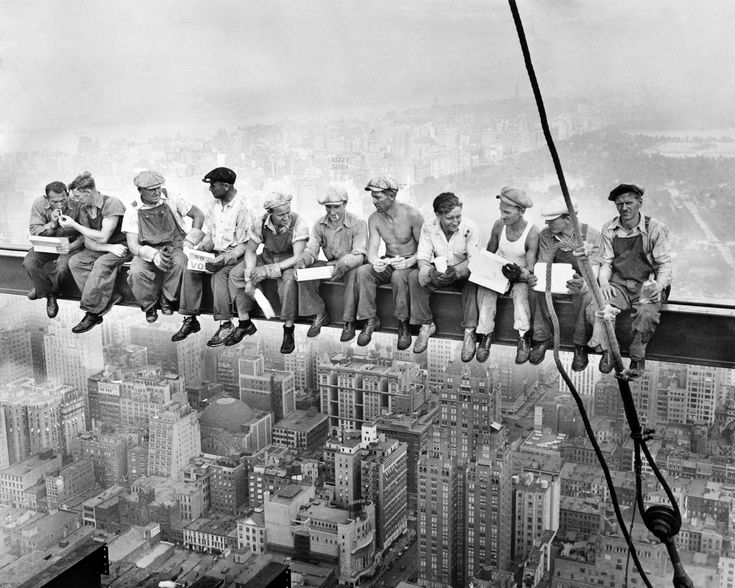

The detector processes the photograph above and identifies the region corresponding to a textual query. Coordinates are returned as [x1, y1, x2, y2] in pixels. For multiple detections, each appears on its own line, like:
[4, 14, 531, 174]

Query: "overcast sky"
[1, 0, 734, 134]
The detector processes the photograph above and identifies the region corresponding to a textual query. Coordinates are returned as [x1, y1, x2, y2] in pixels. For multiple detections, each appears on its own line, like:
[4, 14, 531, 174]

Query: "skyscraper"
[147, 403, 201, 479]
[130, 323, 202, 386]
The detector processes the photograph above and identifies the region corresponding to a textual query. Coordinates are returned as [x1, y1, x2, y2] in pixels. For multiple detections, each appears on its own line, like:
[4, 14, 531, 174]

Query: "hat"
[318, 186, 349, 205]
[202, 167, 237, 184]
[541, 196, 578, 220]
[263, 192, 293, 211]
[133, 170, 165, 190]
[364, 176, 399, 193]
[496, 186, 533, 209]
[608, 183, 644, 201]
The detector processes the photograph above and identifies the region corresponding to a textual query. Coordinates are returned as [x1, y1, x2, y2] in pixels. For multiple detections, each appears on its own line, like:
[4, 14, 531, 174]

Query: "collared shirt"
[28, 196, 81, 239]
[121, 191, 192, 234]
[204, 193, 251, 252]
[417, 216, 480, 266]
[249, 212, 310, 245]
[537, 224, 601, 266]
[77, 193, 127, 244]
[599, 213, 672, 287]
[304, 211, 367, 268]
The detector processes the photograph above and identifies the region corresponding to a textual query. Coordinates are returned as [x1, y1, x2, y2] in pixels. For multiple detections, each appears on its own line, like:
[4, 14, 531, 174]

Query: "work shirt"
[537, 224, 601, 270]
[77, 193, 127, 245]
[249, 212, 310, 246]
[304, 211, 367, 269]
[28, 196, 81, 240]
[599, 213, 672, 288]
[417, 217, 480, 266]
[203, 193, 251, 252]
[121, 191, 192, 235]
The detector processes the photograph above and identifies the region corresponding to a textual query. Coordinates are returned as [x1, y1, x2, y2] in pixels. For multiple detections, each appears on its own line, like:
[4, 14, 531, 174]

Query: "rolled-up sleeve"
[292, 215, 310, 243]
[304, 223, 324, 261]
[417, 224, 434, 263]
[340, 219, 367, 269]
[29, 199, 54, 236]
[598, 222, 616, 275]
[649, 220, 673, 288]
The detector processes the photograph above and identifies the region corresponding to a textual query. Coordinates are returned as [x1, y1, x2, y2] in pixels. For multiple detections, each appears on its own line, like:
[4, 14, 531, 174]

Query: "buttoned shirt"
[121, 191, 192, 234]
[417, 217, 480, 266]
[249, 212, 310, 245]
[599, 213, 672, 288]
[204, 193, 251, 252]
[28, 196, 81, 239]
[537, 224, 601, 266]
[304, 211, 367, 268]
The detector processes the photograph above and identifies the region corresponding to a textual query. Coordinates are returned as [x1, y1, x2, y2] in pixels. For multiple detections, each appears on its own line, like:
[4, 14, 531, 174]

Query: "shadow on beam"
[1, 247, 734, 368]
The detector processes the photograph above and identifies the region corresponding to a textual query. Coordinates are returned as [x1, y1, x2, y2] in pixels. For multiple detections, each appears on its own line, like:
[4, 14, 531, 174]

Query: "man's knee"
[391, 269, 410, 287]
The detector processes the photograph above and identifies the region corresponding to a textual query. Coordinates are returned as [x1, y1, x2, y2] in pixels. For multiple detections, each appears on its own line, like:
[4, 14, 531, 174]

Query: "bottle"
[639, 273, 657, 304]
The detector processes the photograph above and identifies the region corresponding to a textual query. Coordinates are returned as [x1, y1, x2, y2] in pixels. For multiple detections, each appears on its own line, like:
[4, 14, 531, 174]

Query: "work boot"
[460, 328, 476, 362]
[71, 312, 103, 334]
[396, 320, 411, 351]
[598, 349, 613, 374]
[100, 293, 123, 317]
[357, 317, 381, 347]
[146, 308, 158, 323]
[529, 339, 551, 365]
[159, 295, 174, 316]
[207, 321, 235, 347]
[225, 320, 257, 346]
[515, 332, 531, 365]
[571, 345, 589, 372]
[476, 333, 492, 363]
[340, 321, 356, 342]
[171, 316, 201, 342]
[307, 313, 330, 338]
[628, 358, 646, 379]
[281, 325, 296, 354]
[413, 322, 436, 354]
[46, 294, 59, 319]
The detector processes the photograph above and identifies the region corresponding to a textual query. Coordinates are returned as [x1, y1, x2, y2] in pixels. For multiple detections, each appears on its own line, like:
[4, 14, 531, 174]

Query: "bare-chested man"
[343, 176, 424, 350]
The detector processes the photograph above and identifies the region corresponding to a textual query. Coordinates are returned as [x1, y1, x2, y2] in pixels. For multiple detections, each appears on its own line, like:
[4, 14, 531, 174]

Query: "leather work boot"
[307, 314, 330, 338]
[529, 339, 551, 365]
[460, 328, 477, 362]
[224, 320, 257, 346]
[357, 317, 381, 347]
[598, 349, 613, 374]
[396, 320, 411, 351]
[515, 332, 531, 364]
[340, 321, 356, 342]
[171, 316, 201, 342]
[476, 333, 492, 363]
[207, 321, 235, 347]
[146, 308, 158, 323]
[571, 345, 589, 372]
[71, 312, 103, 334]
[159, 295, 174, 315]
[281, 325, 296, 354]
[46, 294, 59, 319]
[628, 358, 646, 379]
[413, 322, 436, 354]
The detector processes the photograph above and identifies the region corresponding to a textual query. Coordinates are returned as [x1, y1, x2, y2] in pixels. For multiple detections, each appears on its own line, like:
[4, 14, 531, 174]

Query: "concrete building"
[238, 354, 296, 421]
[45, 458, 96, 510]
[0, 450, 61, 508]
[284, 340, 316, 391]
[199, 395, 272, 456]
[512, 471, 560, 561]
[72, 430, 128, 488]
[130, 323, 202, 386]
[183, 514, 239, 553]
[82, 485, 125, 530]
[237, 508, 266, 554]
[147, 403, 201, 479]
[0, 328, 33, 385]
[272, 408, 329, 451]
[210, 456, 247, 515]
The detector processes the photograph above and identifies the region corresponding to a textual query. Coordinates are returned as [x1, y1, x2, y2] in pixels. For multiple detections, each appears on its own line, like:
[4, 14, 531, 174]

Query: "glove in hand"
[205, 257, 225, 273]
[331, 261, 348, 281]
[250, 266, 267, 285]
[502, 263, 522, 282]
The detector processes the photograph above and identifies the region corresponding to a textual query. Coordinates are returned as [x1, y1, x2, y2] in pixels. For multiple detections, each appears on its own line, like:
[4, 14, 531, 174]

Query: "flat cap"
[364, 175, 399, 193]
[541, 196, 578, 220]
[318, 186, 349, 205]
[497, 186, 533, 209]
[202, 167, 236, 184]
[608, 183, 644, 201]
[133, 170, 165, 189]
[263, 192, 293, 211]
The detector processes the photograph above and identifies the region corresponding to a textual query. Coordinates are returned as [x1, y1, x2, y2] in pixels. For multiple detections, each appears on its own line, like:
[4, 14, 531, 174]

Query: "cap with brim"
[263, 192, 293, 211]
[541, 196, 578, 220]
[608, 183, 644, 201]
[364, 176, 398, 192]
[496, 186, 533, 209]
[318, 186, 349, 205]
[203, 167, 237, 184]
[133, 170, 165, 189]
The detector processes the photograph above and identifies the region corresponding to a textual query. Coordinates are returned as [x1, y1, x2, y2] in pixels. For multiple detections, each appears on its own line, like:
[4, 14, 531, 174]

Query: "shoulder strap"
[645, 216, 650, 231]
[580, 223, 588, 241]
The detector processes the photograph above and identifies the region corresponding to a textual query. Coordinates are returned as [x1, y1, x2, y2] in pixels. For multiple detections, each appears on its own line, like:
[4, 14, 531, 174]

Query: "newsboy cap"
[364, 176, 399, 193]
[202, 167, 237, 184]
[496, 186, 533, 209]
[540, 196, 578, 220]
[318, 186, 349, 205]
[133, 170, 165, 190]
[608, 183, 644, 201]
[263, 192, 293, 211]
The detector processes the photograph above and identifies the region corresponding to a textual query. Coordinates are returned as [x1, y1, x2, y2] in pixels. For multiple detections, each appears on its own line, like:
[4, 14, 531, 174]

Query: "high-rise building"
[209, 456, 247, 515]
[283, 340, 316, 391]
[272, 408, 329, 451]
[0, 450, 62, 508]
[147, 403, 201, 479]
[0, 328, 33, 384]
[72, 431, 128, 488]
[426, 337, 457, 389]
[558, 350, 600, 397]
[334, 437, 362, 508]
[130, 323, 202, 386]
[512, 471, 560, 561]
[45, 458, 97, 509]
[492, 346, 536, 414]
[238, 355, 295, 421]
[685, 365, 721, 424]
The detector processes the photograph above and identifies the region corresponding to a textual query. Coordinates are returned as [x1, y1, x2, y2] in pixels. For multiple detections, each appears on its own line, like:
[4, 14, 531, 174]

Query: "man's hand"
[250, 266, 267, 285]
[372, 259, 388, 273]
[432, 266, 454, 287]
[573, 241, 599, 259]
[648, 283, 664, 304]
[295, 256, 309, 270]
[330, 260, 349, 281]
[527, 273, 539, 288]
[57, 241, 70, 255]
[153, 249, 173, 270]
[205, 255, 225, 273]
[58, 215, 75, 229]
[108, 244, 128, 258]
[566, 273, 588, 295]
[391, 256, 413, 270]
[596, 304, 621, 321]
[502, 263, 522, 282]
[599, 280, 616, 300]
[51, 209, 62, 223]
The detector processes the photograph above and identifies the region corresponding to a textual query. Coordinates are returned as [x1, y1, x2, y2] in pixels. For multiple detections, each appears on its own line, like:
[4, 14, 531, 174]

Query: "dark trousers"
[230, 259, 298, 322]
[407, 268, 478, 328]
[23, 249, 74, 298]
[68, 249, 131, 314]
[128, 249, 188, 311]
[351, 263, 411, 321]
[298, 261, 359, 322]
[532, 290, 592, 346]
[179, 260, 238, 321]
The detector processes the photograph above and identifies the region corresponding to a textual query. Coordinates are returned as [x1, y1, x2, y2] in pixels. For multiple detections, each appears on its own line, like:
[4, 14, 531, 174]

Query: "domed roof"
[199, 396, 256, 433]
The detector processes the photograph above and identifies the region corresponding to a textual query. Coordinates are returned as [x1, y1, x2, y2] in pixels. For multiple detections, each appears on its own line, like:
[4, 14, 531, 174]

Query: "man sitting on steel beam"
[24, 180, 84, 318]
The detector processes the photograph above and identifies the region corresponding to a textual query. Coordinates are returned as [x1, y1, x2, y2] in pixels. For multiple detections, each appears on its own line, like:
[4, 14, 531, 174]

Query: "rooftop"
[273, 409, 328, 432]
